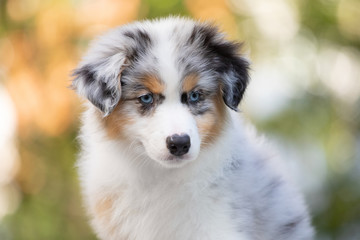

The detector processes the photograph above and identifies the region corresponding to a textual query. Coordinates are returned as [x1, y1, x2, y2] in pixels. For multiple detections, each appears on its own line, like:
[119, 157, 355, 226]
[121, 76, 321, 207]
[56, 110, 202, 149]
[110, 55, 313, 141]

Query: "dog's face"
[73, 18, 249, 168]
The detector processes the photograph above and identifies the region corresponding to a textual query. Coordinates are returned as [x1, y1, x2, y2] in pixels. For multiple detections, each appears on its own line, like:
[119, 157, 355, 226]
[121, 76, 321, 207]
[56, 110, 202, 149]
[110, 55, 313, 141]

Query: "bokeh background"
[0, 0, 359, 239]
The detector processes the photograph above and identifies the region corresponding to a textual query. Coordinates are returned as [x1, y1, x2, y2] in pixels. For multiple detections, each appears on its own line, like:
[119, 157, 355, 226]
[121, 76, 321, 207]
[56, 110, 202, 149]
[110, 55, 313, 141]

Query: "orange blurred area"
[185, 0, 238, 37]
[1, 0, 141, 137]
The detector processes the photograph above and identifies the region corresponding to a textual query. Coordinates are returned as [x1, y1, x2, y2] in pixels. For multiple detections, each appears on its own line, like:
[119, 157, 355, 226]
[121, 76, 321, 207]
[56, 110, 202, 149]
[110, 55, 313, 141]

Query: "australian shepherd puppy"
[72, 17, 314, 240]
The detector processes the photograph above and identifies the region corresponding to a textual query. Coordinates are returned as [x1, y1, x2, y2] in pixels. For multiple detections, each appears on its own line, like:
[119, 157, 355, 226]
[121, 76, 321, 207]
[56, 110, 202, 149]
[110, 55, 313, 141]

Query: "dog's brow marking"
[182, 73, 199, 92]
[141, 74, 164, 94]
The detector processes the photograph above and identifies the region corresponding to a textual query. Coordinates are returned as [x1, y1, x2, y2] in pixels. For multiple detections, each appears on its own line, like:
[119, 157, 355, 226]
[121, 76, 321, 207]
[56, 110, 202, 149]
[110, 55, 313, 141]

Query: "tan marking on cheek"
[182, 73, 199, 92]
[100, 101, 134, 139]
[142, 75, 164, 94]
[196, 94, 227, 147]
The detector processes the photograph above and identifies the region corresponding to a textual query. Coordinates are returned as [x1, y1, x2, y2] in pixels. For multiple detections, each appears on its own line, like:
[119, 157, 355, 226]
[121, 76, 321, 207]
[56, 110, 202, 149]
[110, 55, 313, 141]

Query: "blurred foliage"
[300, 0, 360, 48]
[4, 130, 96, 240]
[140, 0, 188, 18]
[0, 0, 359, 239]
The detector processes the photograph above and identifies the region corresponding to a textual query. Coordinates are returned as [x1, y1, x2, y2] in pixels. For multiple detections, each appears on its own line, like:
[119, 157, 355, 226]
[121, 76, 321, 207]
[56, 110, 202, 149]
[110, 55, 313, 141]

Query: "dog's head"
[72, 18, 249, 168]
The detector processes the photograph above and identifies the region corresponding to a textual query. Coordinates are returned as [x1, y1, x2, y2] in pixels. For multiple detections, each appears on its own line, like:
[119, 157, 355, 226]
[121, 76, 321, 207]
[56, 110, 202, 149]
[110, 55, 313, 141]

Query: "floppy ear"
[217, 47, 250, 111]
[193, 24, 250, 111]
[72, 52, 126, 116]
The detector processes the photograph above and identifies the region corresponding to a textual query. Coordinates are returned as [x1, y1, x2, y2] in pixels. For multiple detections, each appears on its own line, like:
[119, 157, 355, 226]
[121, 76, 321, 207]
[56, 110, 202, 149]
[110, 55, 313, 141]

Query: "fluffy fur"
[72, 17, 314, 240]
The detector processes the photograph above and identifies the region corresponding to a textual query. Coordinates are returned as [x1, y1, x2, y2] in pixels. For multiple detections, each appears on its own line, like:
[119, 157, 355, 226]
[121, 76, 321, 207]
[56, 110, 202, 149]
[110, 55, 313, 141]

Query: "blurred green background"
[0, 0, 359, 239]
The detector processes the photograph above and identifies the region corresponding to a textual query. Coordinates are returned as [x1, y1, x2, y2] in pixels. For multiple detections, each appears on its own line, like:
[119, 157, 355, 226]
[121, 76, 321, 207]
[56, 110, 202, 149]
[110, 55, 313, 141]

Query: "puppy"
[72, 17, 314, 240]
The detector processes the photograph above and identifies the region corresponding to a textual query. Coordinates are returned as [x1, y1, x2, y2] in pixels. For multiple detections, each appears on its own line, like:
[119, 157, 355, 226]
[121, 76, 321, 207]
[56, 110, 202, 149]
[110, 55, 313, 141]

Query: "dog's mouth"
[164, 154, 190, 162]
[148, 152, 195, 168]
[160, 156, 191, 168]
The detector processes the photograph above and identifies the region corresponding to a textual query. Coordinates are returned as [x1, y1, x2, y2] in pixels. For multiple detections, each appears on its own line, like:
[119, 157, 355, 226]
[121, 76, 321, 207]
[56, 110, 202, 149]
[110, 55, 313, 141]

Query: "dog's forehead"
[140, 21, 195, 82]
[122, 19, 219, 94]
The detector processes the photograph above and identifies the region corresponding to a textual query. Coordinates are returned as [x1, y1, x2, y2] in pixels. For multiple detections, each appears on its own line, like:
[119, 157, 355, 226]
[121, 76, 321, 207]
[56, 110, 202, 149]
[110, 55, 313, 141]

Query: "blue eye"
[189, 91, 200, 102]
[139, 94, 153, 104]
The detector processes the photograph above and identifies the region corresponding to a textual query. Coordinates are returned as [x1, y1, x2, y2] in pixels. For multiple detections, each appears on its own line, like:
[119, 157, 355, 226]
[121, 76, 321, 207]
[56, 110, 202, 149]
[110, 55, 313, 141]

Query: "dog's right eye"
[189, 91, 200, 103]
[139, 93, 153, 105]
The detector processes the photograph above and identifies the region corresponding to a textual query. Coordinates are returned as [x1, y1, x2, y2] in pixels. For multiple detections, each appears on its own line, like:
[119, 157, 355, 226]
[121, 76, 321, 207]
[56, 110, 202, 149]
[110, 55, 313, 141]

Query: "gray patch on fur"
[262, 177, 284, 198]
[72, 26, 155, 116]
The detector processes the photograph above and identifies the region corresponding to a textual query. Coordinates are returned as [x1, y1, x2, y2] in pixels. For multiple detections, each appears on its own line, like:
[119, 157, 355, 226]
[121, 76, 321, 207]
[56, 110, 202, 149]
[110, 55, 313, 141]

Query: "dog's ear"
[218, 45, 250, 111]
[218, 48, 250, 111]
[192, 24, 250, 111]
[72, 52, 126, 117]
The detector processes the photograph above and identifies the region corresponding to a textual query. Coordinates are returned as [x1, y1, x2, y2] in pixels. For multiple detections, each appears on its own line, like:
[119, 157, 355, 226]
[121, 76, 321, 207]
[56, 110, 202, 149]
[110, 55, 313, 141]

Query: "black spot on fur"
[181, 93, 187, 104]
[101, 82, 113, 99]
[72, 65, 96, 86]
[227, 158, 242, 171]
[188, 28, 198, 45]
[279, 215, 305, 236]
[123, 29, 152, 62]
[123, 31, 135, 39]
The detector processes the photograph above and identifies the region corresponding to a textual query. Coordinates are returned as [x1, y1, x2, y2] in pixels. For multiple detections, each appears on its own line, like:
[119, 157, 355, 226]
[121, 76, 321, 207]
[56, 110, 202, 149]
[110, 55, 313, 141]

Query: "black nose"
[166, 134, 191, 156]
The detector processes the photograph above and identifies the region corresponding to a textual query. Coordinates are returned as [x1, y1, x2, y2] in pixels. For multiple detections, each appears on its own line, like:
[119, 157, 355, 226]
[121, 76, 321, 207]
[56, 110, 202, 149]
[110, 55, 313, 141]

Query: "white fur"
[75, 17, 314, 240]
[77, 108, 313, 240]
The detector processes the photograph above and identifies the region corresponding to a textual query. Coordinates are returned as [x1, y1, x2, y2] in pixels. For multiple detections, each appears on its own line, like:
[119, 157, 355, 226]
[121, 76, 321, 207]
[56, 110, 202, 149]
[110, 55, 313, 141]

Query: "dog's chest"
[92, 181, 247, 240]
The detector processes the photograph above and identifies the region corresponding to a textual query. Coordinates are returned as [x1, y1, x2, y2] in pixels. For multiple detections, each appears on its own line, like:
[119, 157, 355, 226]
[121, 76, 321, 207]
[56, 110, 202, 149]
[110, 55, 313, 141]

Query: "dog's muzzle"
[166, 134, 191, 157]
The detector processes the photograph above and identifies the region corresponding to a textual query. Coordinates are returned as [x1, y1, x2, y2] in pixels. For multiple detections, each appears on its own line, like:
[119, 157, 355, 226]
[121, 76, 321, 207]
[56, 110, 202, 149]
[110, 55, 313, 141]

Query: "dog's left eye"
[189, 91, 200, 103]
[139, 93, 153, 105]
